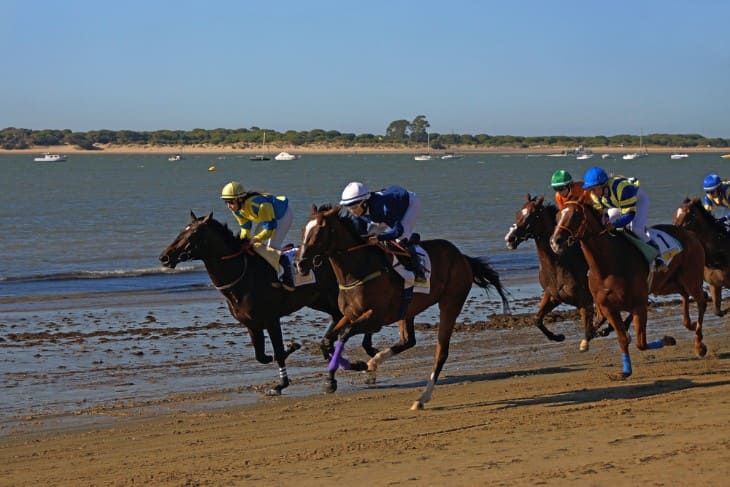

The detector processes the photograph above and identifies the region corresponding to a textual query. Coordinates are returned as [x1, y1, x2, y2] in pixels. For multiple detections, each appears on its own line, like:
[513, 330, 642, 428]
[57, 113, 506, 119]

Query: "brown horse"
[297, 205, 510, 410]
[505, 194, 603, 351]
[550, 201, 707, 378]
[674, 196, 730, 316]
[159, 212, 376, 395]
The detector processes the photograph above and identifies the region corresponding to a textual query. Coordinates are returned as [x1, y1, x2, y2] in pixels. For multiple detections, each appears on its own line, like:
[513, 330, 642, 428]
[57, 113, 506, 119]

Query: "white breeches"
[396, 192, 422, 242]
[264, 206, 293, 249]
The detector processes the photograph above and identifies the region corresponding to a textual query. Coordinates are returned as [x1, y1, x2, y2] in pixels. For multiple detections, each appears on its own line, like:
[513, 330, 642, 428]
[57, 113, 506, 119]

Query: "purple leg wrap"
[328, 341, 346, 372]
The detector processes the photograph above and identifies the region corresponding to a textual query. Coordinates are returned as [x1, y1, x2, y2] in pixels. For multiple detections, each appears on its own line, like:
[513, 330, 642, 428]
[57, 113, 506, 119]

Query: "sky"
[2, 0, 729, 138]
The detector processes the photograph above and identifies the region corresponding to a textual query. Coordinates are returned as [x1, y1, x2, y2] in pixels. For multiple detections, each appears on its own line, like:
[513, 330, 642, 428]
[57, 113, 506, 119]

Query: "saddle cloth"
[280, 247, 316, 287]
[647, 227, 683, 266]
[391, 244, 432, 294]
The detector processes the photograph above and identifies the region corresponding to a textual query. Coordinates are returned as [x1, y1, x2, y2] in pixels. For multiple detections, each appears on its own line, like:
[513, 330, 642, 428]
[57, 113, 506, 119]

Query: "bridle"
[177, 225, 250, 291]
[555, 201, 600, 244]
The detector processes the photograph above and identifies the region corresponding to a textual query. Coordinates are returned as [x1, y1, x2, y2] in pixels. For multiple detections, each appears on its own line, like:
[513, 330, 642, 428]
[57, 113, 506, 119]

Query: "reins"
[215, 243, 251, 290]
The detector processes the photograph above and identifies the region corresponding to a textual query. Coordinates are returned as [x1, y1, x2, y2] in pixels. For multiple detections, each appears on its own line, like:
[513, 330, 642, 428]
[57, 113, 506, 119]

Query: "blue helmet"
[583, 167, 609, 189]
[703, 174, 722, 192]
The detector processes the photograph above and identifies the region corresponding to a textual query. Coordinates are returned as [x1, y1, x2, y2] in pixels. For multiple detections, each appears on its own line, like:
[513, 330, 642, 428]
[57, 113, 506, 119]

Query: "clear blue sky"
[2, 0, 729, 137]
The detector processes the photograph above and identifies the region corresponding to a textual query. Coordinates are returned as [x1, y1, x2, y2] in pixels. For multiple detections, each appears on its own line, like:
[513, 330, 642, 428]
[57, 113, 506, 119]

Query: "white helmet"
[340, 181, 370, 206]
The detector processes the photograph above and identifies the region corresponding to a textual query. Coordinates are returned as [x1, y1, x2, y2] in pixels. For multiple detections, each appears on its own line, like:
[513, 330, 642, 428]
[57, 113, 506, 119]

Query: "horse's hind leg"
[682, 292, 708, 357]
[578, 305, 595, 352]
[710, 284, 724, 317]
[534, 294, 565, 343]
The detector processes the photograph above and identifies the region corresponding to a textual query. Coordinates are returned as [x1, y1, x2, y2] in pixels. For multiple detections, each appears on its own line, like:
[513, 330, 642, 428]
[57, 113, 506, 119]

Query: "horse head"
[505, 194, 555, 249]
[160, 211, 240, 268]
[674, 196, 718, 232]
[298, 204, 367, 274]
[550, 202, 603, 254]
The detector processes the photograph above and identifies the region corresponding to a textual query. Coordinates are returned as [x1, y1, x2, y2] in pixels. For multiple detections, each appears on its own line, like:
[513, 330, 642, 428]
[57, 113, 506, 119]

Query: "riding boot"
[279, 254, 295, 290]
[407, 244, 427, 285]
[647, 239, 668, 273]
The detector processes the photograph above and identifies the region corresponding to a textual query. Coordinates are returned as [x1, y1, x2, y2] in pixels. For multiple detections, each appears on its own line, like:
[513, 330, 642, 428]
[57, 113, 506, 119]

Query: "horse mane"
[204, 216, 244, 247]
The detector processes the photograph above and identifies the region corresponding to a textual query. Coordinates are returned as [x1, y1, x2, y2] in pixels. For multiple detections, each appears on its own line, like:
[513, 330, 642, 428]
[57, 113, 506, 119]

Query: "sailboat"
[250, 131, 271, 161]
[168, 144, 184, 161]
[414, 132, 433, 161]
[622, 132, 648, 160]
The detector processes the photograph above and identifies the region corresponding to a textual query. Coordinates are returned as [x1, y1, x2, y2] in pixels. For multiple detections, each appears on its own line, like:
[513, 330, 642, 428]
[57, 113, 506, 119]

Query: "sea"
[1, 151, 726, 423]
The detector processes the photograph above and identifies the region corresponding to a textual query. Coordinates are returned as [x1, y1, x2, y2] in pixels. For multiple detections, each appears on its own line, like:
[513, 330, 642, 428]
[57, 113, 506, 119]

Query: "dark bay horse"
[297, 205, 510, 410]
[504, 194, 600, 351]
[159, 212, 376, 395]
[550, 201, 707, 378]
[674, 196, 730, 316]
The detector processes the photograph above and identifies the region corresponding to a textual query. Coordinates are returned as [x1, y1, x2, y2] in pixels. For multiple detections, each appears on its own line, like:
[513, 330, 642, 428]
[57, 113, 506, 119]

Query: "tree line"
[1, 116, 727, 150]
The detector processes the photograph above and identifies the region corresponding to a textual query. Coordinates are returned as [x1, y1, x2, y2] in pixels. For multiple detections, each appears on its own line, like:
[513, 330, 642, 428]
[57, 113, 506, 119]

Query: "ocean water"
[1, 151, 727, 421]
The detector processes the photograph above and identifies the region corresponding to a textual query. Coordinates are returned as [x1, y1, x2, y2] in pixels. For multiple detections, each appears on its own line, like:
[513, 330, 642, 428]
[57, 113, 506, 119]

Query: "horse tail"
[467, 256, 511, 314]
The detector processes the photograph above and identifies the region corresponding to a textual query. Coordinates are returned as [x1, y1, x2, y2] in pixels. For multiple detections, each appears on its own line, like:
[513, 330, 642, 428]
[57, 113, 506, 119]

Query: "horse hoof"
[696, 343, 708, 357]
[579, 339, 589, 352]
[323, 379, 337, 393]
[265, 388, 282, 397]
[288, 342, 302, 352]
[410, 401, 424, 411]
[350, 360, 369, 372]
[364, 371, 377, 385]
[662, 336, 677, 346]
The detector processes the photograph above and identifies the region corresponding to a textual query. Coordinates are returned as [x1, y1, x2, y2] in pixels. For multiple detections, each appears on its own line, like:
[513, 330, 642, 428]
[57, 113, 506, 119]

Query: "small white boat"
[414, 154, 433, 161]
[622, 153, 640, 160]
[576, 153, 594, 160]
[721, 154, 730, 159]
[34, 153, 66, 162]
[670, 153, 689, 160]
[441, 152, 464, 160]
[274, 151, 298, 161]
[168, 154, 183, 161]
[601, 153, 615, 159]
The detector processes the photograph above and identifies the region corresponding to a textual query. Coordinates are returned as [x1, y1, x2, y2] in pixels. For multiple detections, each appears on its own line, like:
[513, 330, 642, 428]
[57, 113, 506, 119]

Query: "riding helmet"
[550, 169, 573, 189]
[221, 181, 246, 200]
[703, 174, 722, 192]
[340, 181, 371, 206]
[582, 167, 609, 189]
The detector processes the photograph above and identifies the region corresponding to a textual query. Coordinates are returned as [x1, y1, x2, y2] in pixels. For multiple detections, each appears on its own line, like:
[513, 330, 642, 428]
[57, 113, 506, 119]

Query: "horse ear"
[525, 193, 531, 202]
[203, 212, 212, 223]
[536, 195, 544, 206]
[311, 204, 318, 215]
[190, 210, 197, 220]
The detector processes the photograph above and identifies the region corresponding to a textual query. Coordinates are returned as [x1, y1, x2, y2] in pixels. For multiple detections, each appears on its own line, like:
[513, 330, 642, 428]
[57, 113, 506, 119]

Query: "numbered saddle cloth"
[280, 248, 316, 287]
[647, 227, 683, 266]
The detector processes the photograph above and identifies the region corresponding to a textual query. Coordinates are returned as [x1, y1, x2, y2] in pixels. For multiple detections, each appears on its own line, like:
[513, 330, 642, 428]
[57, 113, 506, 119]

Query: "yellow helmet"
[221, 181, 245, 200]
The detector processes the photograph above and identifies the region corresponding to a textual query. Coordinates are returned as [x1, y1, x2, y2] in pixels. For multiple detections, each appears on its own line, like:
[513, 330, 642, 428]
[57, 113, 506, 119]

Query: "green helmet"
[221, 181, 245, 199]
[550, 169, 573, 189]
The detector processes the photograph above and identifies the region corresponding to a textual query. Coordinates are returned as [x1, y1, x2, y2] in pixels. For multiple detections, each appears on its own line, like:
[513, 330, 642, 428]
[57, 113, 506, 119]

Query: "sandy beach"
[3, 143, 728, 156]
[1, 297, 729, 486]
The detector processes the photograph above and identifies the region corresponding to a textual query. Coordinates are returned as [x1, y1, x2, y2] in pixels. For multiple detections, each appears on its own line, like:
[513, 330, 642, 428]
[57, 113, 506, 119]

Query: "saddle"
[619, 228, 682, 267]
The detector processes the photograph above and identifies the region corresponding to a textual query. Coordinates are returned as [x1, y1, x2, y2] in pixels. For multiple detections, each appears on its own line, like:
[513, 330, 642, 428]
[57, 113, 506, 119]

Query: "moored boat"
[34, 153, 66, 162]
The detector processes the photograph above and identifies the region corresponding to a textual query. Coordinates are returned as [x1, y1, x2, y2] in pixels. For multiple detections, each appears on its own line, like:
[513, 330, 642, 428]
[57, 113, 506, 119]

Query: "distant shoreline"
[1, 144, 728, 156]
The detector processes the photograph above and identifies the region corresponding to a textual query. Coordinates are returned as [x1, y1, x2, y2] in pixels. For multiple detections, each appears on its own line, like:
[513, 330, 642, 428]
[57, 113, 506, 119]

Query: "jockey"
[702, 174, 730, 230]
[340, 181, 426, 284]
[582, 167, 667, 272]
[550, 169, 592, 210]
[221, 181, 295, 288]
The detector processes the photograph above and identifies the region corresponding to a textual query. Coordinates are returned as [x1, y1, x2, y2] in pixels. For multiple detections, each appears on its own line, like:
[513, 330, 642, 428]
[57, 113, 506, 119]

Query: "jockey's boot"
[278, 254, 295, 290]
[407, 243, 427, 285]
[654, 257, 668, 273]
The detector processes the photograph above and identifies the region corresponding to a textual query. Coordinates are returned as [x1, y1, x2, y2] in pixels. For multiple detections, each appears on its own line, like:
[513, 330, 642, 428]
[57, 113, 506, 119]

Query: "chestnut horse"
[505, 194, 603, 351]
[159, 212, 376, 395]
[297, 205, 510, 410]
[674, 196, 730, 316]
[550, 201, 707, 378]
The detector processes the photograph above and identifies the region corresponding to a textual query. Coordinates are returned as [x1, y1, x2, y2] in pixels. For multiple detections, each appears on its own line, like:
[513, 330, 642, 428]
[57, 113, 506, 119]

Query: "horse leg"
[323, 311, 373, 393]
[263, 322, 301, 396]
[533, 294, 565, 342]
[578, 305, 595, 352]
[683, 291, 708, 357]
[247, 327, 273, 364]
[602, 307, 633, 379]
[710, 283, 723, 317]
[367, 317, 417, 372]
[361, 333, 379, 358]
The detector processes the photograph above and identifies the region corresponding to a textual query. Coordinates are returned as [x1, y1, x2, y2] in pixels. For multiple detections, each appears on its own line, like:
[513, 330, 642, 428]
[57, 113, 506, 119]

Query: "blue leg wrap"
[621, 353, 632, 376]
[647, 339, 664, 349]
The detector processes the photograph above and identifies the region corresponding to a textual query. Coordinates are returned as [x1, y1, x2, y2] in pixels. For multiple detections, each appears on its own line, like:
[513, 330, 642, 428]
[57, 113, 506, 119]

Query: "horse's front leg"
[367, 317, 416, 374]
[264, 321, 300, 396]
[247, 327, 272, 364]
[602, 306, 633, 379]
[578, 305, 595, 352]
[633, 307, 674, 353]
[534, 294, 565, 343]
[682, 293, 708, 357]
[323, 311, 374, 393]
[710, 283, 724, 317]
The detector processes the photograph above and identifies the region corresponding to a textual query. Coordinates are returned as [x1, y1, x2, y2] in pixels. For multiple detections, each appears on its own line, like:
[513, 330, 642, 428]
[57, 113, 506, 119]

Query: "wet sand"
[1, 293, 729, 485]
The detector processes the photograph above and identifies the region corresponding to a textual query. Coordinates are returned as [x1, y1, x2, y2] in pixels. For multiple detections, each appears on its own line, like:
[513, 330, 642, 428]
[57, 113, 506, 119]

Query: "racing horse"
[674, 196, 730, 316]
[550, 201, 707, 378]
[159, 212, 376, 395]
[505, 194, 603, 351]
[297, 205, 510, 410]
